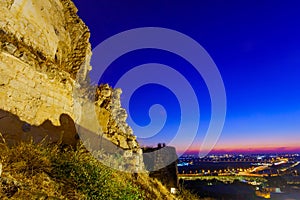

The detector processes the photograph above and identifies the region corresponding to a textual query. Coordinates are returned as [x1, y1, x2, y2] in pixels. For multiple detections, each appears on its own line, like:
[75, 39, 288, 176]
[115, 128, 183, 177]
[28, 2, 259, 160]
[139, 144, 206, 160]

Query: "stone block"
[11, 61, 25, 72]
[24, 68, 36, 79]
[123, 150, 133, 158]
[0, 73, 10, 85]
[9, 79, 26, 91]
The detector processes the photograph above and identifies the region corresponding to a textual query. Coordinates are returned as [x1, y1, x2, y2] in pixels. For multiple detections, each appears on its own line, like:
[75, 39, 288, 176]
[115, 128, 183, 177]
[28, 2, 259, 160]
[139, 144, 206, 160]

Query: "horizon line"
[177, 147, 300, 155]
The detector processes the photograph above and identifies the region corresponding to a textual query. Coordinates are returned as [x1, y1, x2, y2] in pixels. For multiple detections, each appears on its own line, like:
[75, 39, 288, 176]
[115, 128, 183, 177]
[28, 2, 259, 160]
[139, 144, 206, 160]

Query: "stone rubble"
[95, 84, 139, 150]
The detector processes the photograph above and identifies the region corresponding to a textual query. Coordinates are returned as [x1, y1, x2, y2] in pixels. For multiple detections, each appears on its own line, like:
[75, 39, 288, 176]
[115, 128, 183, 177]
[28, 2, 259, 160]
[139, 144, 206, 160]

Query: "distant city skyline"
[73, 0, 300, 154]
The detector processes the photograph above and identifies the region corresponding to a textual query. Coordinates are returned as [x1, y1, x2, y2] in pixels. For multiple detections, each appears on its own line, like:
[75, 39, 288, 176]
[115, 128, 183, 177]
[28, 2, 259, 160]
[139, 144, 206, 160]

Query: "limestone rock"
[95, 84, 140, 151]
[0, 0, 144, 172]
[0, 0, 91, 126]
[0, 110, 79, 147]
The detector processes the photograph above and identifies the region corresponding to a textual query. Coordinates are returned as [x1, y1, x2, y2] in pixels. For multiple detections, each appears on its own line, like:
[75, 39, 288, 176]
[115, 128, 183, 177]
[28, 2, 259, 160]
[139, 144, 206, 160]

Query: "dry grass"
[0, 140, 198, 199]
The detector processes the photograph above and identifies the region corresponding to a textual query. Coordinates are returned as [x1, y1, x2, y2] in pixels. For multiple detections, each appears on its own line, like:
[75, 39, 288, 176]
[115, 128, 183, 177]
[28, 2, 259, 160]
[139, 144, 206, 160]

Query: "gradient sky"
[73, 0, 300, 154]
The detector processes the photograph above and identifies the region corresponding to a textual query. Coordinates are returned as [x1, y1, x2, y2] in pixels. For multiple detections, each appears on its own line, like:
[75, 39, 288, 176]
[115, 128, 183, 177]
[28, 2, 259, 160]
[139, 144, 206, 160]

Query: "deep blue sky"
[73, 0, 300, 153]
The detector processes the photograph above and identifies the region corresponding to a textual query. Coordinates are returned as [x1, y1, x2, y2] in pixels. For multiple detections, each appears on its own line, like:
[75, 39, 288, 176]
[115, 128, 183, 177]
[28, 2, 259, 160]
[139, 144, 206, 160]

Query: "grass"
[0, 140, 199, 199]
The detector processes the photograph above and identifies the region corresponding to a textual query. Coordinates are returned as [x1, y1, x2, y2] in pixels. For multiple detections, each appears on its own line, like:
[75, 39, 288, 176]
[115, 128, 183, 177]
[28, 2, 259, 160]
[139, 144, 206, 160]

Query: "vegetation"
[0, 140, 198, 199]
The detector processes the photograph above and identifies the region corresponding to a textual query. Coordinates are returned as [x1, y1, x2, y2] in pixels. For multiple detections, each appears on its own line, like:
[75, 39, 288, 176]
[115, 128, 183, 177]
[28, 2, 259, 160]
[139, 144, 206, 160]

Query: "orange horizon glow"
[174, 135, 300, 154]
[179, 145, 300, 155]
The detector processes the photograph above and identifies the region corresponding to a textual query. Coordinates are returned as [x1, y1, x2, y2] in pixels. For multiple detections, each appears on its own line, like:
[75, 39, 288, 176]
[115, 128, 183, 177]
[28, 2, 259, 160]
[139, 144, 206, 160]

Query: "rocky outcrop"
[95, 84, 139, 150]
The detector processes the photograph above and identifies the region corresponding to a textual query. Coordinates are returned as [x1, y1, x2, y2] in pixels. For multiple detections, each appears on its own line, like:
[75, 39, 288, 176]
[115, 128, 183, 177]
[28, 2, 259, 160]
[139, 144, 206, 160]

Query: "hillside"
[0, 140, 198, 199]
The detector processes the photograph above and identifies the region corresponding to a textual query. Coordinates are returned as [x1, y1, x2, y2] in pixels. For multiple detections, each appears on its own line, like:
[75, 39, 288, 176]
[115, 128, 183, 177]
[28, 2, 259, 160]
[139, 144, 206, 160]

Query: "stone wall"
[0, 109, 78, 147]
[143, 145, 179, 190]
[0, 0, 181, 181]
[0, 0, 91, 126]
[0, 0, 144, 172]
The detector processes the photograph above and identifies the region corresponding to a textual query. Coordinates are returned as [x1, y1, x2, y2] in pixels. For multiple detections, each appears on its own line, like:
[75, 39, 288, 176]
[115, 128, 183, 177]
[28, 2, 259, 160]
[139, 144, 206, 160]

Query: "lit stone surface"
[0, 0, 91, 125]
[0, 0, 146, 173]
